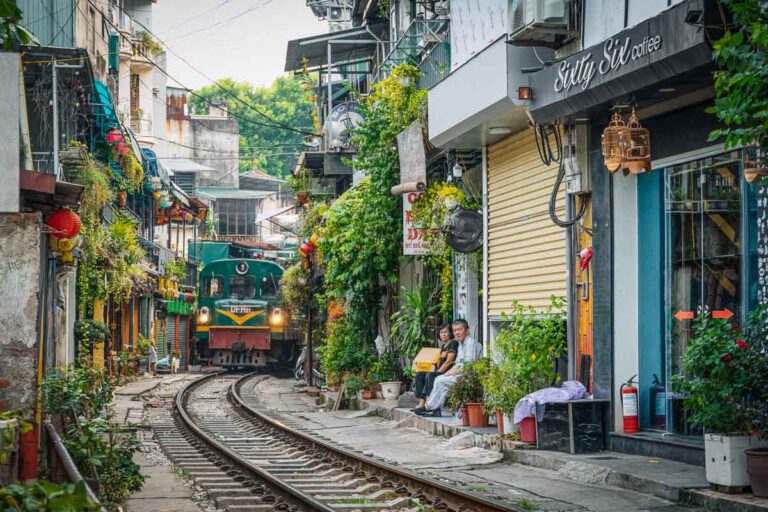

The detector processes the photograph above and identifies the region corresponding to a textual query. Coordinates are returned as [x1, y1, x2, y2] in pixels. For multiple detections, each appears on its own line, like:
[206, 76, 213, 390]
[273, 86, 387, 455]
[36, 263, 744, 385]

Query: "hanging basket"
[601, 112, 627, 173]
[620, 107, 652, 175]
[744, 145, 768, 184]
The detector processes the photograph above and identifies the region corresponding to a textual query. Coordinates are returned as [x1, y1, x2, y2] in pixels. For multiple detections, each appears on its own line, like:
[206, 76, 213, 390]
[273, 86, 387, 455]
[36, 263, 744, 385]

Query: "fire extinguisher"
[620, 375, 639, 433]
[650, 374, 666, 429]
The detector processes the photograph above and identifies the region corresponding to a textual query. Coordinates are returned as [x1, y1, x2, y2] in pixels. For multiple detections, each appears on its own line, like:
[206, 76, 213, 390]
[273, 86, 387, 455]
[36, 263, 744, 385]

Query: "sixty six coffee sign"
[554, 34, 663, 93]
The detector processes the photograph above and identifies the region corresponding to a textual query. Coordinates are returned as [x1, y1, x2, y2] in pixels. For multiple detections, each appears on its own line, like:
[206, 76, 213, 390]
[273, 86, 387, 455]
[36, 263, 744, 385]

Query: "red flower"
[737, 339, 748, 350]
[721, 353, 733, 362]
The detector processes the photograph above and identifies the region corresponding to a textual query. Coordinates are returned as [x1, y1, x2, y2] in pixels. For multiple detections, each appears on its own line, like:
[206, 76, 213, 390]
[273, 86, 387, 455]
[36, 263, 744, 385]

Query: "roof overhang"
[284, 24, 384, 72]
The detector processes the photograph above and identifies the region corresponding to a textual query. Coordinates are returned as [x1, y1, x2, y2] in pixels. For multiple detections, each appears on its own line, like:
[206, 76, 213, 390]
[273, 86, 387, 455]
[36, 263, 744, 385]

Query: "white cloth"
[171, 357, 180, 374]
[425, 336, 482, 411]
[148, 345, 158, 364]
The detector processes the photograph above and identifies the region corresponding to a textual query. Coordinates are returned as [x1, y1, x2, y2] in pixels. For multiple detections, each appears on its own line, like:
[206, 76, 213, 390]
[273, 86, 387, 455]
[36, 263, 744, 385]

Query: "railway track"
[164, 371, 516, 512]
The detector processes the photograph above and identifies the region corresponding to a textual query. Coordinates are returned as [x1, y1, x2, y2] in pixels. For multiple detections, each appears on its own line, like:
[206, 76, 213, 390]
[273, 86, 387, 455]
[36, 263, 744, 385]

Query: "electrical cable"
[531, 119, 588, 228]
[157, 0, 240, 36]
[163, 0, 275, 42]
[85, 0, 315, 136]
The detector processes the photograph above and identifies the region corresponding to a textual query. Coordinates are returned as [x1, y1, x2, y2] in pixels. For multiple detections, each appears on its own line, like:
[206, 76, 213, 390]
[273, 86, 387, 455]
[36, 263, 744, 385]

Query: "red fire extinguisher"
[620, 375, 639, 433]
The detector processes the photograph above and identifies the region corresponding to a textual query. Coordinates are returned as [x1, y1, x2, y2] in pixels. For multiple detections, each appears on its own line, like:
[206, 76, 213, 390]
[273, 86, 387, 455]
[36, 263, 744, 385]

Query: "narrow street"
[1, 1, 768, 511]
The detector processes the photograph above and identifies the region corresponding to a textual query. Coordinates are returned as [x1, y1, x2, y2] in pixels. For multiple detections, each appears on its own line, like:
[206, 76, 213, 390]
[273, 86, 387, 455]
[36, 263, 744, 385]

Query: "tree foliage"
[190, 76, 314, 178]
[708, 0, 768, 151]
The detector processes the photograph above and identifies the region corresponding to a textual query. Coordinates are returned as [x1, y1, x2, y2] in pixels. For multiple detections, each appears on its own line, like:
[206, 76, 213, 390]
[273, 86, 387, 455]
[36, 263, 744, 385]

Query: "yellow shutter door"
[488, 130, 566, 316]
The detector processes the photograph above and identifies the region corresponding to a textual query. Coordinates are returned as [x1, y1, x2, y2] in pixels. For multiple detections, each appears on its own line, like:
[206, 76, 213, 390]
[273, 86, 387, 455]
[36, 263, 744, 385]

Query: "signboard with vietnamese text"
[403, 191, 429, 255]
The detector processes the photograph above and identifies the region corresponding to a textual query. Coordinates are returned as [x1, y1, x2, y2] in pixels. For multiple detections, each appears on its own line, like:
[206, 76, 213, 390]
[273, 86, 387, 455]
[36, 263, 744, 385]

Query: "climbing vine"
[314, 65, 426, 371]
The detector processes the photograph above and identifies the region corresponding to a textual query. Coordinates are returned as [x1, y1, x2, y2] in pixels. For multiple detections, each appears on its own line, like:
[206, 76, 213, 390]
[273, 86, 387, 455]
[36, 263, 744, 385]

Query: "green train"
[195, 258, 298, 368]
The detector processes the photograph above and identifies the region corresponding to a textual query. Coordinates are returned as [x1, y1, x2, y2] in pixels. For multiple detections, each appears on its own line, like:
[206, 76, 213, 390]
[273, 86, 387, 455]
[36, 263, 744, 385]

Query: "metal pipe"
[52, 63, 58, 178]
[327, 42, 333, 134]
[43, 421, 104, 511]
[481, 146, 489, 355]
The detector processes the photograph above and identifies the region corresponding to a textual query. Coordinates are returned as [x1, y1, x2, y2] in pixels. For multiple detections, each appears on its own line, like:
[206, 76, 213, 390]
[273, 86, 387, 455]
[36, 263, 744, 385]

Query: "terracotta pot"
[361, 390, 376, 400]
[296, 191, 310, 204]
[519, 416, 537, 444]
[460, 406, 469, 427]
[496, 409, 504, 436]
[466, 402, 487, 428]
[117, 190, 127, 207]
[746, 447, 768, 497]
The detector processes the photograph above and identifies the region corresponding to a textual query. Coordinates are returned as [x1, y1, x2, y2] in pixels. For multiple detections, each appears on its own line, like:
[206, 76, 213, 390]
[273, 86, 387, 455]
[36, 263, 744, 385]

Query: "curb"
[509, 450, 708, 503]
[680, 489, 768, 512]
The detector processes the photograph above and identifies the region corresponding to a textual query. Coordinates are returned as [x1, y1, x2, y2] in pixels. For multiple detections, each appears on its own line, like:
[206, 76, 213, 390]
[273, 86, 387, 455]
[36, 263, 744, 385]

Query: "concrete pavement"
[239, 375, 710, 512]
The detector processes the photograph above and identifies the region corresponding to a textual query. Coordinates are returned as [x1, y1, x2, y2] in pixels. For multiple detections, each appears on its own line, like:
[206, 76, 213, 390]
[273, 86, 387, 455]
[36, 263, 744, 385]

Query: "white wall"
[450, 0, 508, 70]
[612, 174, 639, 432]
[583, 0, 686, 48]
[0, 53, 19, 213]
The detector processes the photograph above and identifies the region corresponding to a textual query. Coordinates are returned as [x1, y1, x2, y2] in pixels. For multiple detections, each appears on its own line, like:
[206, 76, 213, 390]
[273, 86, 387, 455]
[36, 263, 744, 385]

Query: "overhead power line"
[164, 0, 275, 42]
[101, 1, 315, 137]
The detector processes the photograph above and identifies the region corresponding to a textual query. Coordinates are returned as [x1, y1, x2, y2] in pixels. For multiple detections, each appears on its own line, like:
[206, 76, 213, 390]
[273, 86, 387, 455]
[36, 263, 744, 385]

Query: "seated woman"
[412, 324, 458, 414]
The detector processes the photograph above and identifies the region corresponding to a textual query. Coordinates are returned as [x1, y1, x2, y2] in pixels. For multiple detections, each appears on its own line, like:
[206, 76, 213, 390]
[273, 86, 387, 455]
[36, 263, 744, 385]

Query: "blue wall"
[637, 171, 664, 429]
[18, 0, 75, 48]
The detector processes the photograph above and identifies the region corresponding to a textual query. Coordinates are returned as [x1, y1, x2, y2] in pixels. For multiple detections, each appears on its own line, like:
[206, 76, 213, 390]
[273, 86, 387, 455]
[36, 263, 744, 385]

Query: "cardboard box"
[412, 347, 441, 372]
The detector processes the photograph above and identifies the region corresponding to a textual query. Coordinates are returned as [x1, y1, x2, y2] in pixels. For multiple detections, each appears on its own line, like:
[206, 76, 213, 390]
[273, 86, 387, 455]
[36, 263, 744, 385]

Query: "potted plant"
[674, 311, 768, 489]
[375, 351, 401, 400]
[343, 374, 365, 408]
[491, 298, 566, 442]
[739, 307, 768, 496]
[447, 360, 487, 427]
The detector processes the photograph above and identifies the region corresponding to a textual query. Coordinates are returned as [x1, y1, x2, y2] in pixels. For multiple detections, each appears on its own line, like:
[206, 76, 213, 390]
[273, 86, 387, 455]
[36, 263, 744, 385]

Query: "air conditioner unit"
[328, 5, 350, 22]
[509, 0, 578, 46]
[328, 21, 351, 32]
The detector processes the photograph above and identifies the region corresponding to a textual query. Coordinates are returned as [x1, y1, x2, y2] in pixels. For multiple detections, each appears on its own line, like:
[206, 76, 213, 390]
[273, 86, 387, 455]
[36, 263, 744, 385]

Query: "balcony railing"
[375, 19, 449, 84]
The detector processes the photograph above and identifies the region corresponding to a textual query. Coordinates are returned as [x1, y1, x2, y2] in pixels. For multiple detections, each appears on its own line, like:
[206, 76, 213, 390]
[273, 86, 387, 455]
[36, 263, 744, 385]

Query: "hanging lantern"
[106, 128, 123, 144]
[153, 190, 162, 199]
[119, 146, 130, 156]
[744, 145, 768, 183]
[601, 112, 628, 173]
[620, 107, 652, 175]
[46, 209, 81, 239]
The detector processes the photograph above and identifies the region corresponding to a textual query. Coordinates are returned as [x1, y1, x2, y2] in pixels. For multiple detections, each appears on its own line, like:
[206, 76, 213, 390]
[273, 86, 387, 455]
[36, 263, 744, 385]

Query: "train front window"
[229, 275, 256, 299]
[203, 275, 223, 298]
[261, 274, 278, 299]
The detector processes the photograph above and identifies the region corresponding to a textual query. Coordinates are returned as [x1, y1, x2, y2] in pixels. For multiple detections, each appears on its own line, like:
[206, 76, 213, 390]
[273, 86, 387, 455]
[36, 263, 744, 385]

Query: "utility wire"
[164, 0, 275, 42]
[157, 0, 239, 36]
[96, 0, 315, 136]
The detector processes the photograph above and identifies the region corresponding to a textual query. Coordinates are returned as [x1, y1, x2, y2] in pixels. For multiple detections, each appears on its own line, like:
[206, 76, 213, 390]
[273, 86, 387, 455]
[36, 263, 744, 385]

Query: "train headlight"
[198, 306, 210, 325]
[269, 307, 283, 326]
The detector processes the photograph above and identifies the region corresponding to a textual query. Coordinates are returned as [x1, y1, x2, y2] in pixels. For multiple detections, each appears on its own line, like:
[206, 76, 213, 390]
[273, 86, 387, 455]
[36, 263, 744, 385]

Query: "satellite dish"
[324, 102, 364, 149]
[445, 207, 483, 253]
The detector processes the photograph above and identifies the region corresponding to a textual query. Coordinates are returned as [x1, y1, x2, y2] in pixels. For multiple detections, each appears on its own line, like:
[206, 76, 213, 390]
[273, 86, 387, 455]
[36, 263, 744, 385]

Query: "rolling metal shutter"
[178, 316, 188, 371]
[487, 130, 566, 316]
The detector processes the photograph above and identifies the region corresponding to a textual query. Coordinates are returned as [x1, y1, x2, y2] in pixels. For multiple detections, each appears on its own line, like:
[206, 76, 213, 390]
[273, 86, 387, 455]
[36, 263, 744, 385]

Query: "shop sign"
[403, 191, 429, 255]
[554, 34, 663, 93]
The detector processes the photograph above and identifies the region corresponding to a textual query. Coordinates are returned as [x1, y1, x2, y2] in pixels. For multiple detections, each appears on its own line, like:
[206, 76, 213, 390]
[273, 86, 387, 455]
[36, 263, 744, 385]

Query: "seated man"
[412, 324, 458, 414]
[418, 319, 482, 417]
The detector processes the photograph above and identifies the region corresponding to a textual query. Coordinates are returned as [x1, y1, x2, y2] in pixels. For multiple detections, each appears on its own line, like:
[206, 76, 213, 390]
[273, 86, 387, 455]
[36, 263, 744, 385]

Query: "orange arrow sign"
[674, 310, 694, 321]
[712, 308, 734, 319]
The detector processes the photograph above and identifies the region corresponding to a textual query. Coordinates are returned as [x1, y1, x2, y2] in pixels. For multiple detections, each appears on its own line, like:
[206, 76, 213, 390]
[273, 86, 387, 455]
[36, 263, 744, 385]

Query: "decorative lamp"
[47, 208, 82, 239]
[620, 107, 652, 174]
[744, 145, 768, 183]
[106, 128, 123, 144]
[601, 112, 627, 173]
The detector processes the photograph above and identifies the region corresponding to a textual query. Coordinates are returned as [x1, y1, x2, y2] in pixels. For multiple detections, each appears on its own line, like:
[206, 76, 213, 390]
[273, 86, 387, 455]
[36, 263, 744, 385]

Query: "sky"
[152, 0, 326, 90]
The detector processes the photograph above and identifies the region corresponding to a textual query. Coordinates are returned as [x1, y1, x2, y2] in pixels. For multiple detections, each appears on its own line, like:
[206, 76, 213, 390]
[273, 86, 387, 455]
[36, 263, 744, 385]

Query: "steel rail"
[230, 372, 517, 512]
[175, 372, 335, 512]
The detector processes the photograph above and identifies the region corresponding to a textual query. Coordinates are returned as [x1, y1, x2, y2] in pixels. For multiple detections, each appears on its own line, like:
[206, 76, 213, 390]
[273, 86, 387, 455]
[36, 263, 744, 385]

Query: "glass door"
[664, 151, 744, 435]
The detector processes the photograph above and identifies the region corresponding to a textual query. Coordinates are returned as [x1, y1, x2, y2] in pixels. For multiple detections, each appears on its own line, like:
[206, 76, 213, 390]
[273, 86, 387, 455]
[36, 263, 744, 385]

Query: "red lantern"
[47, 209, 81, 239]
[119, 146, 130, 156]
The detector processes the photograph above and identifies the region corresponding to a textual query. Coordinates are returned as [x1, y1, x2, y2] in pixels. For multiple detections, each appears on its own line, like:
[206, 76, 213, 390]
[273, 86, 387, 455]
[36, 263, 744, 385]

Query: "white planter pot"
[503, 414, 516, 435]
[704, 434, 768, 487]
[379, 381, 402, 400]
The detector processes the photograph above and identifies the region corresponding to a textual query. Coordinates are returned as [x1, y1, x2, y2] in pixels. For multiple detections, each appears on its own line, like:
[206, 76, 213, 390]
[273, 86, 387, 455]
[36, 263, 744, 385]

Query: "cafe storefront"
[527, 0, 765, 463]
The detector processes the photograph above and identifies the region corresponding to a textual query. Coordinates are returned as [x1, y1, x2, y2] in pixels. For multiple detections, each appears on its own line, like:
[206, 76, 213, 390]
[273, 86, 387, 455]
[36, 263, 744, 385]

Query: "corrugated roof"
[159, 159, 216, 174]
[196, 188, 275, 200]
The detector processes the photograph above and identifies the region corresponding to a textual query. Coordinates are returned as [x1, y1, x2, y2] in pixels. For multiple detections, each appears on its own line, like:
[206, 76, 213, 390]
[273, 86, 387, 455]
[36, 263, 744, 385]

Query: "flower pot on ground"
[503, 414, 516, 435]
[674, 309, 768, 488]
[361, 390, 376, 400]
[746, 447, 768, 497]
[496, 409, 504, 436]
[117, 190, 127, 207]
[519, 416, 537, 444]
[460, 406, 469, 427]
[466, 402, 487, 428]
[380, 381, 401, 400]
[704, 434, 768, 488]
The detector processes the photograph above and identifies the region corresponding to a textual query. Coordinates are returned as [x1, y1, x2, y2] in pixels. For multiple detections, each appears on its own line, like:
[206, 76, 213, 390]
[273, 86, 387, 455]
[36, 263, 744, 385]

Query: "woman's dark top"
[438, 339, 459, 373]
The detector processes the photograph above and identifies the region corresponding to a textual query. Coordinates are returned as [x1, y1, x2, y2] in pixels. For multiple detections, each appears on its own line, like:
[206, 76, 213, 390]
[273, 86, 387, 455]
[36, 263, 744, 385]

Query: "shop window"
[229, 275, 256, 300]
[663, 150, 756, 435]
[203, 275, 223, 298]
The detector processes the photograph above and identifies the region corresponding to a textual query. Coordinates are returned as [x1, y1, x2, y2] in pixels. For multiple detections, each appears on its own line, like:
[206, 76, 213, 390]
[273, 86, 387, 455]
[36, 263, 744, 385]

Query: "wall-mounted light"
[684, 9, 703, 25]
[452, 163, 463, 179]
[518, 86, 532, 100]
[488, 126, 512, 136]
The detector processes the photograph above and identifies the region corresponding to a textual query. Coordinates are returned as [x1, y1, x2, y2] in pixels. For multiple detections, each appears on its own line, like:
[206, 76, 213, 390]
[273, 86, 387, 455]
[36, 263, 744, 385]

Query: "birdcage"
[744, 144, 768, 184]
[601, 112, 627, 173]
[620, 107, 651, 175]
